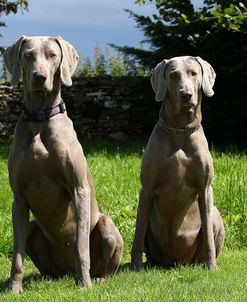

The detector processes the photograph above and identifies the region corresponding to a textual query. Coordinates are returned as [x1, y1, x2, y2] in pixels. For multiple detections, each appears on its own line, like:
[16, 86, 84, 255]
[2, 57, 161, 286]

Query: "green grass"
[0, 251, 246, 301]
[212, 149, 247, 249]
[0, 140, 246, 301]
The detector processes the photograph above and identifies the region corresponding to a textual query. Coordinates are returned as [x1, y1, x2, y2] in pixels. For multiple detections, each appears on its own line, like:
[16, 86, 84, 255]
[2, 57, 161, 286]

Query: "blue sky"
[1, 0, 204, 60]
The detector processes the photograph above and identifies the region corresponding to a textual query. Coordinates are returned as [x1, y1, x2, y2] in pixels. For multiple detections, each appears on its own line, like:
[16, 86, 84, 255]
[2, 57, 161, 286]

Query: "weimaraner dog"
[4, 36, 123, 294]
[131, 56, 224, 271]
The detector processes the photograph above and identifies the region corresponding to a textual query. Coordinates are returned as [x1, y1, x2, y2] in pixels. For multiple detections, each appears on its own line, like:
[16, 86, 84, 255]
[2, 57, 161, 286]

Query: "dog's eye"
[49, 53, 57, 59]
[188, 70, 197, 76]
[24, 52, 32, 58]
[170, 72, 179, 79]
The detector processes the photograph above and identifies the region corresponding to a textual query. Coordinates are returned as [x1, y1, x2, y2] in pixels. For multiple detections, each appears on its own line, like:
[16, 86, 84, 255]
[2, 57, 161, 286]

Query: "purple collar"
[22, 100, 66, 121]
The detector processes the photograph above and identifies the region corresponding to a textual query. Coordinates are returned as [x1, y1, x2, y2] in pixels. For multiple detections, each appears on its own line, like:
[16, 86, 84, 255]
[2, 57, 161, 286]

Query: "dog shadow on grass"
[0, 267, 131, 294]
[0, 273, 42, 294]
[0, 263, 144, 294]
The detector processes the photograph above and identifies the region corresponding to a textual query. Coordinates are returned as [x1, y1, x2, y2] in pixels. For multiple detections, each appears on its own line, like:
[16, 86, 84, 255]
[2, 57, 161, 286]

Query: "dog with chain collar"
[131, 56, 224, 270]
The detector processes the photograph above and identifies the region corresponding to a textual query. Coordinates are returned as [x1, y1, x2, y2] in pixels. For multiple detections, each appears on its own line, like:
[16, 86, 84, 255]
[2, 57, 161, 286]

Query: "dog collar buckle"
[59, 101, 66, 113]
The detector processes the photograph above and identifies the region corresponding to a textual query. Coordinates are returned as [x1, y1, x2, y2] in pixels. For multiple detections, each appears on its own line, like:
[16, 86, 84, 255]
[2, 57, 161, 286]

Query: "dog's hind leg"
[144, 223, 173, 268]
[90, 214, 123, 280]
[25, 220, 62, 278]
[193, 207, 225, 265]
[212, 207, 225, 257]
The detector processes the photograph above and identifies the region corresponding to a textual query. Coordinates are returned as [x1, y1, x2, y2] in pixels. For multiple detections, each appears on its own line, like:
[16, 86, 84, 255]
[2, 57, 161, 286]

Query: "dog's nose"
[33, 71, 47, 82]
[180, 92, 192, 102]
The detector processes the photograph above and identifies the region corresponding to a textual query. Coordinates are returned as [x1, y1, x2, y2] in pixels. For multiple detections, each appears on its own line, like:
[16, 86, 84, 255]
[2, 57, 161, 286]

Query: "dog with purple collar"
[4, 36, 123, 294]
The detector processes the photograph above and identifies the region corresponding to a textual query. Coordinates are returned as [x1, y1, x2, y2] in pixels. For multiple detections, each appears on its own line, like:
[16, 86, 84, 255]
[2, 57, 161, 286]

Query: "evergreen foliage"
[115, 1, 246, 70]
[113, 0, 247, 145]
[76, 44, 149, 77]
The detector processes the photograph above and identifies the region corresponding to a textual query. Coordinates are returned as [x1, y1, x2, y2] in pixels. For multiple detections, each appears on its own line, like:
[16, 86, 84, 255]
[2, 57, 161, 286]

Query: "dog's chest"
[165, 149, 193, 181]
[12, 133, 67, 193]
[29, 134, 49, 161]
[24, 132, 67, 168]
[12, 135, 73, 226]
[155, 148, 199, 206]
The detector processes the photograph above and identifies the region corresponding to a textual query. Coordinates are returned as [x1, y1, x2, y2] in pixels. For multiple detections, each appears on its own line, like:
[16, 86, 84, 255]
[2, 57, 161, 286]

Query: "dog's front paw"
[10, 279, 23, 294]
[96, 277, 106, 283]
[130, 258, 143, 271]
[131, 248, 143, 271]
[204, 259, 217, 270]
[76, 275, 92, 289]
[206, 263, 217, 270]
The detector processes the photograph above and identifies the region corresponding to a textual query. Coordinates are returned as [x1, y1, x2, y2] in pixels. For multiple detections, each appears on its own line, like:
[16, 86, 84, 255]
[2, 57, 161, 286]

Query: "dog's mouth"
[31, 86, 49, 91]
[29, 81, 52, 92]
[183, 103, 193, 108]
[181, 102, 194, 110]
[180, 102, 195, 112]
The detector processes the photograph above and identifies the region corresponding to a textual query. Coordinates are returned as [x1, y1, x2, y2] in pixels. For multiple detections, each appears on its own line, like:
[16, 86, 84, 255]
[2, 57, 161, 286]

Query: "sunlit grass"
[0, 250, 246, 301]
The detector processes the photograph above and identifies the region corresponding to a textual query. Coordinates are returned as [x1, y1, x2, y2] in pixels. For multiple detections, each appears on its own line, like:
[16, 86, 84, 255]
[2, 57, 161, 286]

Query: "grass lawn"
[0, 140, 246, 301]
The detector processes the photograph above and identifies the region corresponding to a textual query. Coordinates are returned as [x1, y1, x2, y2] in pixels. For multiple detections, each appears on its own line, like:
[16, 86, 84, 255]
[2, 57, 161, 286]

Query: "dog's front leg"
[131, 188, 153, 271]
[74, 187, 92, 288]
[198, 185, 216, 270]
[10, 197, 29, 294]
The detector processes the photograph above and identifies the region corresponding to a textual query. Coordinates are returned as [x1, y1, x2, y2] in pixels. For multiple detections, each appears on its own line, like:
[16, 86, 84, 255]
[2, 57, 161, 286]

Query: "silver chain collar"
[158, 119, 201, 136]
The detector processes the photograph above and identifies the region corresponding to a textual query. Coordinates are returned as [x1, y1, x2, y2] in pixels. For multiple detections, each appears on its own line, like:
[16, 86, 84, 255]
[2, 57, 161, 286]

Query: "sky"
[1, 0, 204, 60]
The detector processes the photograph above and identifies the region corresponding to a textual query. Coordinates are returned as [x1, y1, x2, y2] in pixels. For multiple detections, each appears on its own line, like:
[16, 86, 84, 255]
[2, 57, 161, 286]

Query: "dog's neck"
[159, 99, 202, 129]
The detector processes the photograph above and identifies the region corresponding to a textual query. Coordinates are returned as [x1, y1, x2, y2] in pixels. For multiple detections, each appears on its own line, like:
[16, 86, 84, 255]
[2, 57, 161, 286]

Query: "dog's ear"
[196, 57, 216, 97]
[55, 36, 79, 87]
[4, 36, 27, 86]
[150, 59, 167, 102]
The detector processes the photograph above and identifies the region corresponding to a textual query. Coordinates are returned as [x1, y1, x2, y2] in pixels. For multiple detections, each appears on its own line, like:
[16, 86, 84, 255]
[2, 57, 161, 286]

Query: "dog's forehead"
[22, 36, 60, 51]
[167, 56, 200, 71]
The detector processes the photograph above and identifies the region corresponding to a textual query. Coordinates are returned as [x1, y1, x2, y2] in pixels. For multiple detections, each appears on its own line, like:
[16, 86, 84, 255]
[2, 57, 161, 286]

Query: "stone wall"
[0, 77, 159, 142]
[0, 83, 24, 141]
[0, 77, 245, 146]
